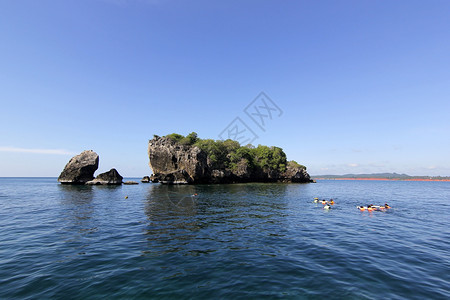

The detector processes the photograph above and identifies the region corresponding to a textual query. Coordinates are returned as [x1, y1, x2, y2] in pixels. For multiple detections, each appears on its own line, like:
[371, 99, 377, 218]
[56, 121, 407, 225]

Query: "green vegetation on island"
[163, 132, 306, 173]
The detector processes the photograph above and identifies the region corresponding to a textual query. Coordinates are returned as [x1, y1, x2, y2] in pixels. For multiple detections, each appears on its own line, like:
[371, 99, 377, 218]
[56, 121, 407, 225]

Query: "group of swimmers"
[313, 197, 334, 210]
[356, 203, 391, 211]
[313, 197, 392, 211]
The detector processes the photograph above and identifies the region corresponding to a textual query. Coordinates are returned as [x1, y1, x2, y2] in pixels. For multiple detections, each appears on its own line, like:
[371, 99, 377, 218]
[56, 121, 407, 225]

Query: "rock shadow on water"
[142, 184, 201, 257]
[145, 184, 198, 215]
[58, 184, 95, 205]
[141, 183, 294, 259]
[56, 184, 99, 259]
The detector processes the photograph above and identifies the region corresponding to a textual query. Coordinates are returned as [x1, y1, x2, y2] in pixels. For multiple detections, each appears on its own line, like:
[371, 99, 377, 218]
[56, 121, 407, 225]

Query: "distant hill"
[312, 173, 450, 181]
[314, 173, 410, 179]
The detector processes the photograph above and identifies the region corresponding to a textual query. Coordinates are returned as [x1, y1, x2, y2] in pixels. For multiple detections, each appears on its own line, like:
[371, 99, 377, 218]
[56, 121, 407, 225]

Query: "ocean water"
[0, 178, 449, 299]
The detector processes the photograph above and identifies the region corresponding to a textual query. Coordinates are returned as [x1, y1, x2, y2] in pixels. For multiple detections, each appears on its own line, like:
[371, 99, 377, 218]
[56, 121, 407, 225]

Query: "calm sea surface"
[0, 178, 449, 299]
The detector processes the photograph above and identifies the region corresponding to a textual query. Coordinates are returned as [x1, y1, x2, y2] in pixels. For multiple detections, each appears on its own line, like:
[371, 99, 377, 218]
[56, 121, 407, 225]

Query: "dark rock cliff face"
[148, 137, 209, 184]
[148, 136, 312, 184]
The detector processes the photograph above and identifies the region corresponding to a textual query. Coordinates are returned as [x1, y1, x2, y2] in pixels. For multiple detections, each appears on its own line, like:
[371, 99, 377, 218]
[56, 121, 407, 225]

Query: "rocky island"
[58, 150, 124, 185]
[148, 132, 312, 184]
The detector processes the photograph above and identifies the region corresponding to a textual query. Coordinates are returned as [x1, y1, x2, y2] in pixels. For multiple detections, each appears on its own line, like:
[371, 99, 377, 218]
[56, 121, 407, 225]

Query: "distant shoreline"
[313, 178, 450, 182]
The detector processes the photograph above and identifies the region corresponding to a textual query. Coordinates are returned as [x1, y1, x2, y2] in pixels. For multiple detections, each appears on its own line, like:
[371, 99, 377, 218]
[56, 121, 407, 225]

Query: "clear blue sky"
[1, 0, 449, 177]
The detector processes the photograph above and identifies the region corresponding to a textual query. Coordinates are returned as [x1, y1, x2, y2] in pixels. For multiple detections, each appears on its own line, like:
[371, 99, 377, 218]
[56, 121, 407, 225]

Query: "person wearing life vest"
[358, 203, 391, 211]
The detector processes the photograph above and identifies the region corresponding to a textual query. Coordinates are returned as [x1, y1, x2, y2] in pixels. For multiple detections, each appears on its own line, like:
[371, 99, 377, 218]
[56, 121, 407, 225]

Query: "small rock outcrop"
[124, 181, 139, 185]
[150, 174, 159, 183]
[58, 150, 99, 184]
[86, 168, 123, 185]
[148, 136, 312, 184]
[141, 176, 151, 183]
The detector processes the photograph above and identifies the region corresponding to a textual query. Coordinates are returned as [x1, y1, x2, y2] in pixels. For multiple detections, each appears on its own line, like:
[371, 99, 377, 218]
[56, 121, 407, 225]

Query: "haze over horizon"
[1, 0, 449, 177]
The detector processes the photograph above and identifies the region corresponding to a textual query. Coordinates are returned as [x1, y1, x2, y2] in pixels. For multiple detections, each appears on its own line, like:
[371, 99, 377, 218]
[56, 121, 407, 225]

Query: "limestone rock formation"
[58, 150, 99, 184]
[86, 168, 123, 185]
[148, 136, 312, 184]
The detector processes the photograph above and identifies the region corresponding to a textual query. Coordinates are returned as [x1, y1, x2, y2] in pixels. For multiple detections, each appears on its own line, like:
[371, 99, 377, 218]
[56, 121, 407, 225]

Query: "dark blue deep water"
[0, 178, 449, 299]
